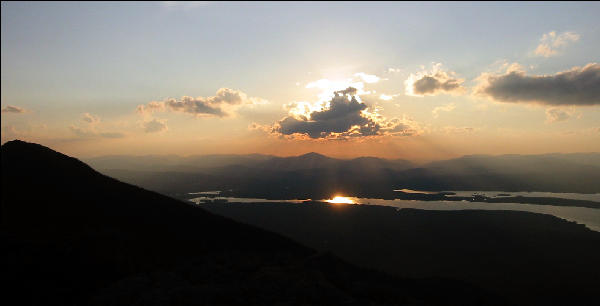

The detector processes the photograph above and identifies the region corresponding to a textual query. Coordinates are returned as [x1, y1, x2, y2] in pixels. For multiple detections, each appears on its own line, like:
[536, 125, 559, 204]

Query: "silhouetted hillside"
[1, 140, 499, 306]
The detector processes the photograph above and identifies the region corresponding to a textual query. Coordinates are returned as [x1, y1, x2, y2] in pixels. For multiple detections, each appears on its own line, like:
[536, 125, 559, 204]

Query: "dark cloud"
[1, 105, 26, 114]
[334, 87, 358, 96]
[137, 88, 264, 118]
[275, 88, 376, 139]
[477, 63, 600, 106]
[413, 76, 462, 95]
[273, 87, 416, 139]
[405, 64, 465, 96]
[143, 118, 168, 133]
[164, 97, 226, 117]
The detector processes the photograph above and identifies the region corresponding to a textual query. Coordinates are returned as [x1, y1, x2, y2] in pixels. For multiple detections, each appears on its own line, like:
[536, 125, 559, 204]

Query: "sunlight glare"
[326, 196, 355, 204]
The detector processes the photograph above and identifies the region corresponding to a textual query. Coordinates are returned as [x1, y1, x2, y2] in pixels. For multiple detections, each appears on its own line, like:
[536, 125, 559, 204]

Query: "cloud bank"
[405, 63, 465, 96]
[1, 105, 26, 114]
[137, 88, 266, 118]
[476, 63, 600, 106]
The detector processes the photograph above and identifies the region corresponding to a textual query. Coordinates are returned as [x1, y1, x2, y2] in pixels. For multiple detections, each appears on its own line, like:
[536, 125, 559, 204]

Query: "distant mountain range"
[85, 152, 414, 172]
[1, 140, 497, 305]
[86, 151, 600, 196]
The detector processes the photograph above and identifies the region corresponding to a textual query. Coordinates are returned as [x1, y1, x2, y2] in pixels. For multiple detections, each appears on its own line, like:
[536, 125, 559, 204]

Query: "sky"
[2, 1, 599, 161]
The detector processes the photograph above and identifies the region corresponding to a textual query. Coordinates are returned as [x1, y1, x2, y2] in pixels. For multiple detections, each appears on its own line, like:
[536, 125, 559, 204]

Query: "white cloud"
[432, 103, 456, 118]
[379, 94, 393, 101]
[305, 72, 382, 103]
[353, 72, 381, 83]
[69, 113, 125, 139]
[534, 31, 580, 58]
[81, 113, 100, 124]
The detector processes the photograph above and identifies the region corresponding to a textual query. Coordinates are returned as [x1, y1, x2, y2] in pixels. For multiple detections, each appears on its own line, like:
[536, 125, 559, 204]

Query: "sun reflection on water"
[325, 196, 355, 204]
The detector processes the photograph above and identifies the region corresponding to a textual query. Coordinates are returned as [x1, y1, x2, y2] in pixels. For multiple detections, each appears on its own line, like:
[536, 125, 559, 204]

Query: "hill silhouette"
[1, 140, 500, 306]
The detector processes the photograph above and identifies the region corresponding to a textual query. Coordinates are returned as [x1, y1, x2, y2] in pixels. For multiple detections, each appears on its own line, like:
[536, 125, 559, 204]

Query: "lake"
[188, 192, 600, 232]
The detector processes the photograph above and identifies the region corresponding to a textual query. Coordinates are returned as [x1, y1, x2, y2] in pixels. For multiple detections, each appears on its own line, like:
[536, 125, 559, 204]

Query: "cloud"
[304, 72, 382, 103]
[534, 31, 580, 58]
[272, 87, 420, 139]
[379, 94, 393, 101]
[1, 105, 26, 114]
[69, 126, 95, 138]
[142, 118, 168, 133]
[137, 88, 266, 118]
[405, 63, 465, 96]
[545, 108, 580, 123]
[69, 126, 125, 139]
[432, 103, 456, 118]
[475, 63, 600, 106]
[441, 126, 478, 134]
[81, 113, 100, 124]
[378, 116, 422, 137]
[69, 113, 125, 139]
[379, 93, 401, 101]
[353, 72, 380, 83]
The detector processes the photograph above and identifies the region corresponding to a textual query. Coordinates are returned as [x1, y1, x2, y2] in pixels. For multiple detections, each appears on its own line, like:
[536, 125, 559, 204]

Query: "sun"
[326, 196, 355, 204]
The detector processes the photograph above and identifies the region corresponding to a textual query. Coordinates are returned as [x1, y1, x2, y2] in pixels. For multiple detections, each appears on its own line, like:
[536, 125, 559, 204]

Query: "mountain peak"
[2, 139, 96, 177]
[298, 152, 329, 159]
[2, 139, 39, 149]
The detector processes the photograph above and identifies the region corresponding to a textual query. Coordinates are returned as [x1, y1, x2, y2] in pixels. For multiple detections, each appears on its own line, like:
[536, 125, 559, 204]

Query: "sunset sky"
[2, 1, 599, 161]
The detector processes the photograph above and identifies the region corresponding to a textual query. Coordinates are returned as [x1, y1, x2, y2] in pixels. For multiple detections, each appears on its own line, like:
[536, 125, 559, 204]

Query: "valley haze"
[86, 151, 600, 198]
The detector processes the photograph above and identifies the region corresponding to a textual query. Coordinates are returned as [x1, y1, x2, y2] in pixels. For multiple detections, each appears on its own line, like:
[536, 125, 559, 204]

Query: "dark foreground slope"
[0, 140, 499, 306]
[203, 202, 600, 306]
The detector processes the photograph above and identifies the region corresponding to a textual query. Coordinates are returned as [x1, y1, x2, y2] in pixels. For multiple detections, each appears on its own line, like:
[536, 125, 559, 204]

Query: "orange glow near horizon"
[326, 196, 355, 204]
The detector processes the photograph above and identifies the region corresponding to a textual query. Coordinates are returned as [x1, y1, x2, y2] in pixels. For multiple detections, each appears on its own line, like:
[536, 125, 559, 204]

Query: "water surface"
[189, 195, 600, 232]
